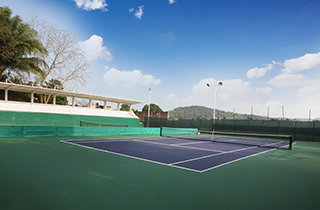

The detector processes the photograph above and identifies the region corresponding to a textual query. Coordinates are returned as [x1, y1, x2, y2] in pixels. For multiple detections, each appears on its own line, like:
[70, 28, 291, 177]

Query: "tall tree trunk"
[0, 68, 6, 78]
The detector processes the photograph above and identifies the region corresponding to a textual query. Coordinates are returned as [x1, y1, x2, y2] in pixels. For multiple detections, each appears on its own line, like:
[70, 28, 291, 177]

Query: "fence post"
[294, 121, 297, 140]
[313, 121, 315, 141]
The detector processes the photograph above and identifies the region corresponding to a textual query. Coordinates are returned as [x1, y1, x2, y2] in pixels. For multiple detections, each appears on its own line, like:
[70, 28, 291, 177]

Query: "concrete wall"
[0, 100, 142, 127]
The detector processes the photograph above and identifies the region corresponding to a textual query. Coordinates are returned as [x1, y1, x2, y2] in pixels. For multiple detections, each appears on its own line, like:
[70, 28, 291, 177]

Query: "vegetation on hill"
[142, 103, 163, 112]
[168, 105, 266, 120]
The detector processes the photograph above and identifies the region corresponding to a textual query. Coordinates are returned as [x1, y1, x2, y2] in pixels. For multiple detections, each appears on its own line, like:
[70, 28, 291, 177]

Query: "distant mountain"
[168, 105, 266, 120]
[293, 118, 319, 121]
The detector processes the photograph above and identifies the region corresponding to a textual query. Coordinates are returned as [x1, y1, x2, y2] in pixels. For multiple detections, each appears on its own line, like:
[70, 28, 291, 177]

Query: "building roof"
[0, 82, 142, 105]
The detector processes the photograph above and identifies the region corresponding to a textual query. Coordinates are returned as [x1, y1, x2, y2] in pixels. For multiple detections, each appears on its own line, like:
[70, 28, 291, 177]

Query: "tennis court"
[1, 133, 319, 210]
[61, 133, 291, 172]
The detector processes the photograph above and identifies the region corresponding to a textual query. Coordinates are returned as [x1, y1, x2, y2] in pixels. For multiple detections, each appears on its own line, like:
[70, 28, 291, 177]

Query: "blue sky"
[2, 0, 320, 119]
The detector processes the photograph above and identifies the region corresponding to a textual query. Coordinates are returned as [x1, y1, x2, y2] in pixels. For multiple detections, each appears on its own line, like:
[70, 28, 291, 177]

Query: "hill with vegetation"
[168, 105, 266, 120]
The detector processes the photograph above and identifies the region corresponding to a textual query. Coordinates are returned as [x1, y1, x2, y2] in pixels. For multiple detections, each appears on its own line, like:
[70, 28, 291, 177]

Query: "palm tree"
[0, 7, 46, 79]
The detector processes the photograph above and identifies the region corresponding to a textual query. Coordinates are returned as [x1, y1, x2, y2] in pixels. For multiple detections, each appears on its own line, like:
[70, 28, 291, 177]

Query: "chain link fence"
[144, 117, 320, 141]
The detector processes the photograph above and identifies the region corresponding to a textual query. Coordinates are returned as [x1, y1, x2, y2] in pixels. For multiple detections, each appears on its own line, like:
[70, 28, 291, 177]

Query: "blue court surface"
[61, 137, 289, 172]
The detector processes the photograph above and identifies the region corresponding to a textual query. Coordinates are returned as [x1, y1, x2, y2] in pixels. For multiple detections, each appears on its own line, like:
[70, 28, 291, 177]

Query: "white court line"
[214, 138, 238, 142]
[175, 141, 207, 146]
[170, 145, 258, 166]
[200, 148, 275, 173]
[60, 140, 200, 173]
[198, 141, 293, 173]
[67, 139, 131, 144]
[133, 139, 224, 153]
[261, 141, 285, 147]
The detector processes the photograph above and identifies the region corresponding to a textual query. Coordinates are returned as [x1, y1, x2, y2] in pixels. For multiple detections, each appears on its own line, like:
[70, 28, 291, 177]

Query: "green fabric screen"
[0, 126, 160, 138]
[0, 110, 142, 127]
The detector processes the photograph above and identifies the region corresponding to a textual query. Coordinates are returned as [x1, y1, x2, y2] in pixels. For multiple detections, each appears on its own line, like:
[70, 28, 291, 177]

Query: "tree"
[196, 116, 209, 121]
[39, 79, 67, 105]
[176, 114, 184, 120]
[120, 104, 130, 111]
[0, 7, 46, 78]
[120, 104, 138, 112]
[142, 103, 163, 112]
[0, 76, 31, 102]
[29, 17, 92, 103]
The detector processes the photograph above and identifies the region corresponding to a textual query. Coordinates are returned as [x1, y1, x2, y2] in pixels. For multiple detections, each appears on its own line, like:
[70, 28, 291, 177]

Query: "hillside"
[168, 105, 266, 120]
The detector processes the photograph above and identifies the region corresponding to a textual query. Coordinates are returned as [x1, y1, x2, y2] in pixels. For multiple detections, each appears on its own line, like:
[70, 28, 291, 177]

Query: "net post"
[160, 127, 163, 136]
[211, 129, 214, 141]
[289, 135, 293, 150]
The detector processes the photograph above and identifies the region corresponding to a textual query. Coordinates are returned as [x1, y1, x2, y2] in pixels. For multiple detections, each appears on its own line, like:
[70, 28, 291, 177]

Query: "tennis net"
[80, 120, 128, 127]
[160, 127, 293, 150]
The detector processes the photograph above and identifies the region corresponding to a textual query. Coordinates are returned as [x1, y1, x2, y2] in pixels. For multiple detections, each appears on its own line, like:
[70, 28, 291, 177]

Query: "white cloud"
[189, 78, 251, 102]
[271, 60, 281, 66]
[159, 31, 177, 45]
[297, 80, 320, 98]
[246, 52, 320, 118]
[166, 78, 251, 110]
[169, 0, 176, 4]
[246, 63, 274, 79]
[79, 35, 113, 61]
[282, 52, 320, 74]
[166, 93, 177, 102]
[285, 80, 320, 118]
[129, 8, 134, 13]
[103, 68, 161, 88]
[268, 73, 307, 87]
[73, 0, 109, 11]
[134, 5, 144, 19]
[256, 87, 273, 94]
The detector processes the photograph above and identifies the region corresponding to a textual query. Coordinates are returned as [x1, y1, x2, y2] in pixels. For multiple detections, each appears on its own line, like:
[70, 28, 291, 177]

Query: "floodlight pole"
[148, 88, 151, 127]
[213, 86, 218, 121]
[207, 82, 223, 140]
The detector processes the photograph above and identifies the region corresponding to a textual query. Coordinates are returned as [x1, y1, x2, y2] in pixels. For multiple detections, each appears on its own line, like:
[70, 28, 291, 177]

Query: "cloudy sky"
[2, 0, 320, 119]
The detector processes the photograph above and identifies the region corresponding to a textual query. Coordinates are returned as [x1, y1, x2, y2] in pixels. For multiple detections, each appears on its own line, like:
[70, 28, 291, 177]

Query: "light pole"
[148, 88, 151, 127]
[207, 81, 223, 137]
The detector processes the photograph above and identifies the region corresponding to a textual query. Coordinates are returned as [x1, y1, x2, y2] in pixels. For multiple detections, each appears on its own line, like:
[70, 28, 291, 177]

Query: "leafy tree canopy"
[120, 104, 138, 112]
[142, 103, 163, 112]
[0, 6, 46, 78]
[120, 104, 130, 111]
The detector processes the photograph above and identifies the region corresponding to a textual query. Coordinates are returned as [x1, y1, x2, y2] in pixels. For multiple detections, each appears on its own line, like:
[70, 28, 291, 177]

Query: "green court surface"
[0, 136, 319, 210]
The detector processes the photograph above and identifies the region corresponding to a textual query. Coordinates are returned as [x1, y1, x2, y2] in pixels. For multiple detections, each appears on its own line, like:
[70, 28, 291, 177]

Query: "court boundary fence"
[0, 126, 160, 138]
[144, 117, 320, 141]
